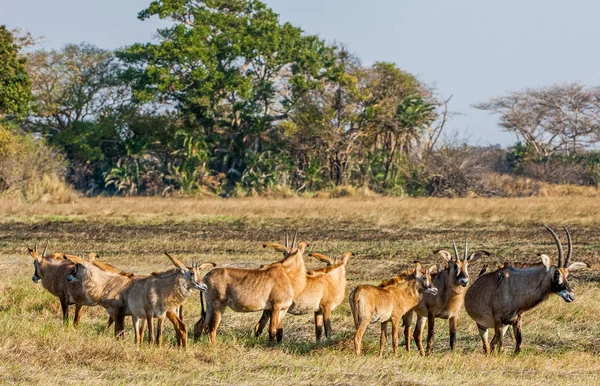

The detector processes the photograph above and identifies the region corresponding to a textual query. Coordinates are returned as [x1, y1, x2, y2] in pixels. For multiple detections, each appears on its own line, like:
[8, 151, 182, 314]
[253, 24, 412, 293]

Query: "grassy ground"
[0, 196, 599, 385]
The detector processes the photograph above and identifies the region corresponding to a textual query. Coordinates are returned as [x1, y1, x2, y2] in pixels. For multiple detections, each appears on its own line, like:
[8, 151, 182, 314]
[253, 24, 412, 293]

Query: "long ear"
[413, 262, 422, 278]
[28, 247, 42, 262]
[296, 242, 309, 253]
[539, 254, 551, 271]
[341, 252, 353, 265]
[435, 249, 452, 262]
[164, 251, 188, 271]
[567, 262, 589, 271]
[263, 243, 289, 254]
[309, 252, 334, 266]
[467, 250, 490, 263]
[199, 262, 216, 270]
[88, 253, 99, 262]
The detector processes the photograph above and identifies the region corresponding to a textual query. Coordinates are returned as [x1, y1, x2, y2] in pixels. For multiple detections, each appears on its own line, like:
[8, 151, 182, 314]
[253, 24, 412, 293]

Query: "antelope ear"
[88, 253, 98, 262]
[297, 242, 310, 253]
[341, 252, 353, 265]
[468, 250, 490, 262]
[567, 262, 589, 271]
[164, 251, 188, 271]
[435, 250, 452, 262]
[199, 262, 216, 270]
[263, 243, 289, 253]
[309, 252, 334, 266]
[28, 248, 41, 262]
[539, 254, 551, 271]
[413, 262, 422, 277]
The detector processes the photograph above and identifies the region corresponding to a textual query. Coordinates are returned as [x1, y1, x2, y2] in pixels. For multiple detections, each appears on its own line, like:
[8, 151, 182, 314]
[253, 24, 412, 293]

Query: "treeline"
[1, 1, 600, 201]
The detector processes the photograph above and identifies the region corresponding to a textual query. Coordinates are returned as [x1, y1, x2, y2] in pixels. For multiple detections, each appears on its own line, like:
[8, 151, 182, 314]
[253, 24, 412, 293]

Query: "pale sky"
[2, 0, 600, 146]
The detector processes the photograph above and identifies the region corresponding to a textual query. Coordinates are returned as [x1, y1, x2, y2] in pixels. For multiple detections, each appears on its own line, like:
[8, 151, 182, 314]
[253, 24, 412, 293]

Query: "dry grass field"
[1, 196, 599, 385]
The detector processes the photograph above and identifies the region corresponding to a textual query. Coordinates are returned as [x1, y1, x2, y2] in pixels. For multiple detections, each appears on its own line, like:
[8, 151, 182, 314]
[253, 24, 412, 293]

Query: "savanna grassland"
[1, 197, 600, 385]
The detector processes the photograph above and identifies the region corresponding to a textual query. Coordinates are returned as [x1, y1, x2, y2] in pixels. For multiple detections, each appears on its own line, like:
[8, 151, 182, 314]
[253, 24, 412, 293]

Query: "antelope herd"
[26, 226, 590, 356]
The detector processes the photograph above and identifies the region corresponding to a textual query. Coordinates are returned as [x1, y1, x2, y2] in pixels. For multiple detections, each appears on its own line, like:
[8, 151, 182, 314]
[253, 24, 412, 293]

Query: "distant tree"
[119, 0, 336, 187]
[0, 25, 32, 120]
[474, 83, 600, 160]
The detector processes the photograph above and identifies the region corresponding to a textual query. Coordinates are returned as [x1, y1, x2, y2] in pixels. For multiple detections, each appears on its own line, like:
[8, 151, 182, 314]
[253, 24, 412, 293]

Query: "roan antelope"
[195, 232, 308, 344]
[403, 242, 489, 355]
[128, 252, 214, 346]
[349, 262, 438, 356]
[64, 254, 192, 345]
[254, 248, 352, 341]
[464, 225, 589, 354]
[28, 242, 95, 326]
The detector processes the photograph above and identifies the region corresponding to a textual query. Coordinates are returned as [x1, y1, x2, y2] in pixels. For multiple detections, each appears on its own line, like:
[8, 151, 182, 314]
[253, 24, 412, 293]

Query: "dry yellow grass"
[0, 196, 599, 385]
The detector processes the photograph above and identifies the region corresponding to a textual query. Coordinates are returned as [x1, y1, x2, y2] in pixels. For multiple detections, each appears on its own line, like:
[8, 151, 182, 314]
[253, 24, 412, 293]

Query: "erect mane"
[308, 259, 345, 275]
[150, 268, 181, 278]
[498, 261, 546, 271]
[379, 268, 417, 287]
[92, 260, 134, 278]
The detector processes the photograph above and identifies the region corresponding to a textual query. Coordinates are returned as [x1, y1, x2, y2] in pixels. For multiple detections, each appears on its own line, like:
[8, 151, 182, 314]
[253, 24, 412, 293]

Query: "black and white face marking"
[552, 268, 574, 303]
[32, 261, 41, 283]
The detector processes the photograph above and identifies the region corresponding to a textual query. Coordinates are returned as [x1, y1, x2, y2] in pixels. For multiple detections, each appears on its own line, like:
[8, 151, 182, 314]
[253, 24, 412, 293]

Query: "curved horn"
[452, 240, 459, 262]
[42, 241, 48, 258]
[543, 224, 563, 268]
[463, 240, 468, 261]
[291, 230, 297, 249]
[34, 242, 38, 253]
[562, 226, 572, 268]
[285, 231, 289, 249]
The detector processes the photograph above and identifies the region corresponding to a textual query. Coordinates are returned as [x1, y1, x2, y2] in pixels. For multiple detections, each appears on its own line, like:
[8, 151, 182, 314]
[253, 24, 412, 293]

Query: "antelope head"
[414, 262, 439, 295]
[65, 255, 94, 284]
[28, 241, 49, 283]
[165, 252, 214, 292]
[435, 241, 490, 287]
[541, 225, 590, 303]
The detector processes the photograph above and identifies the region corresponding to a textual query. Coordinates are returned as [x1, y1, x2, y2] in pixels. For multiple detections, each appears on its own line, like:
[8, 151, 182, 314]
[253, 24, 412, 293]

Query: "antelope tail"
[349, 289, 361, 329]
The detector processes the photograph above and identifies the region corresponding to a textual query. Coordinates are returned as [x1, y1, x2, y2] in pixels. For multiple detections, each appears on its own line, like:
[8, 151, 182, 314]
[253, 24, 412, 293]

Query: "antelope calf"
[254, 249, 352, 341]
[403, 242, 489, 355]
[349, 262, 438, 356]
[195, 233, 308, 344]
[465, 225, 589, 354]
[28, 243, 95, 326]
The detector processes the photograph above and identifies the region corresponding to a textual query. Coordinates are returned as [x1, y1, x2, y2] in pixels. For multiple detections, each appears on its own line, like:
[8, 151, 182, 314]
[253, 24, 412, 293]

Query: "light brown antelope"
[253, 249, 352, 341]
[195, 232, 308, 344]
[403, 242, 489, 355]
[349, 262, 438, 356]
[464, 225, 589, 354]
[28, 242, 94, 326]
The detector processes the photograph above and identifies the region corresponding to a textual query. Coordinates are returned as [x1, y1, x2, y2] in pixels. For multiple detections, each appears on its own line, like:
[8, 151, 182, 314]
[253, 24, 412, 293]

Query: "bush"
[0, 123, 76, 203]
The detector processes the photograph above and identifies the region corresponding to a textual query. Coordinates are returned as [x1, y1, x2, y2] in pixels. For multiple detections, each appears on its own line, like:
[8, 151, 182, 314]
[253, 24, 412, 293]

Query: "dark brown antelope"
[195, 232, 308, 344]
[403, 242, 490, 355]
[28, 243, 94, 326]
[349, 262, 438, 356]
[464, 225, 589, 354]
[253, 249, 352, 341]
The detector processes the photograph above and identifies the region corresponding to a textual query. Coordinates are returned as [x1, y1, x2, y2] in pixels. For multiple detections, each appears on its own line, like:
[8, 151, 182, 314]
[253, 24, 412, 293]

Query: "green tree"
[119, 0, 336, 188]
[0, 25, 32, 120]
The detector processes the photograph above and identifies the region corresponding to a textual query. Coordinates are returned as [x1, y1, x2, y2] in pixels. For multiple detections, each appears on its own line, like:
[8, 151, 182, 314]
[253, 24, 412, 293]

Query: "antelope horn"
[291, 230, 297, 249]
[285, 231, 289, 249]
[34, 242, 38, 253]
[543, 224, 563, 268]
[452, 240, 459, 262]
[563, 226, 572, 268]
[42, 241, 48, 257]
[463, 240, 468, 261]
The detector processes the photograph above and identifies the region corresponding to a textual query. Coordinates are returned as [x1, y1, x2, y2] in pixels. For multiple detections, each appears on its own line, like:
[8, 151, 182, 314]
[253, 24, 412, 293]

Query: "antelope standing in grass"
[465, 225, 589, 354]
[403, 242, 489, 355]
[28, 243, 95, 326]
[349, 262, 438, 356]
[128, 252, 214, 346]
[254, 248, 352, 341]
[195, 232, 308, 344]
